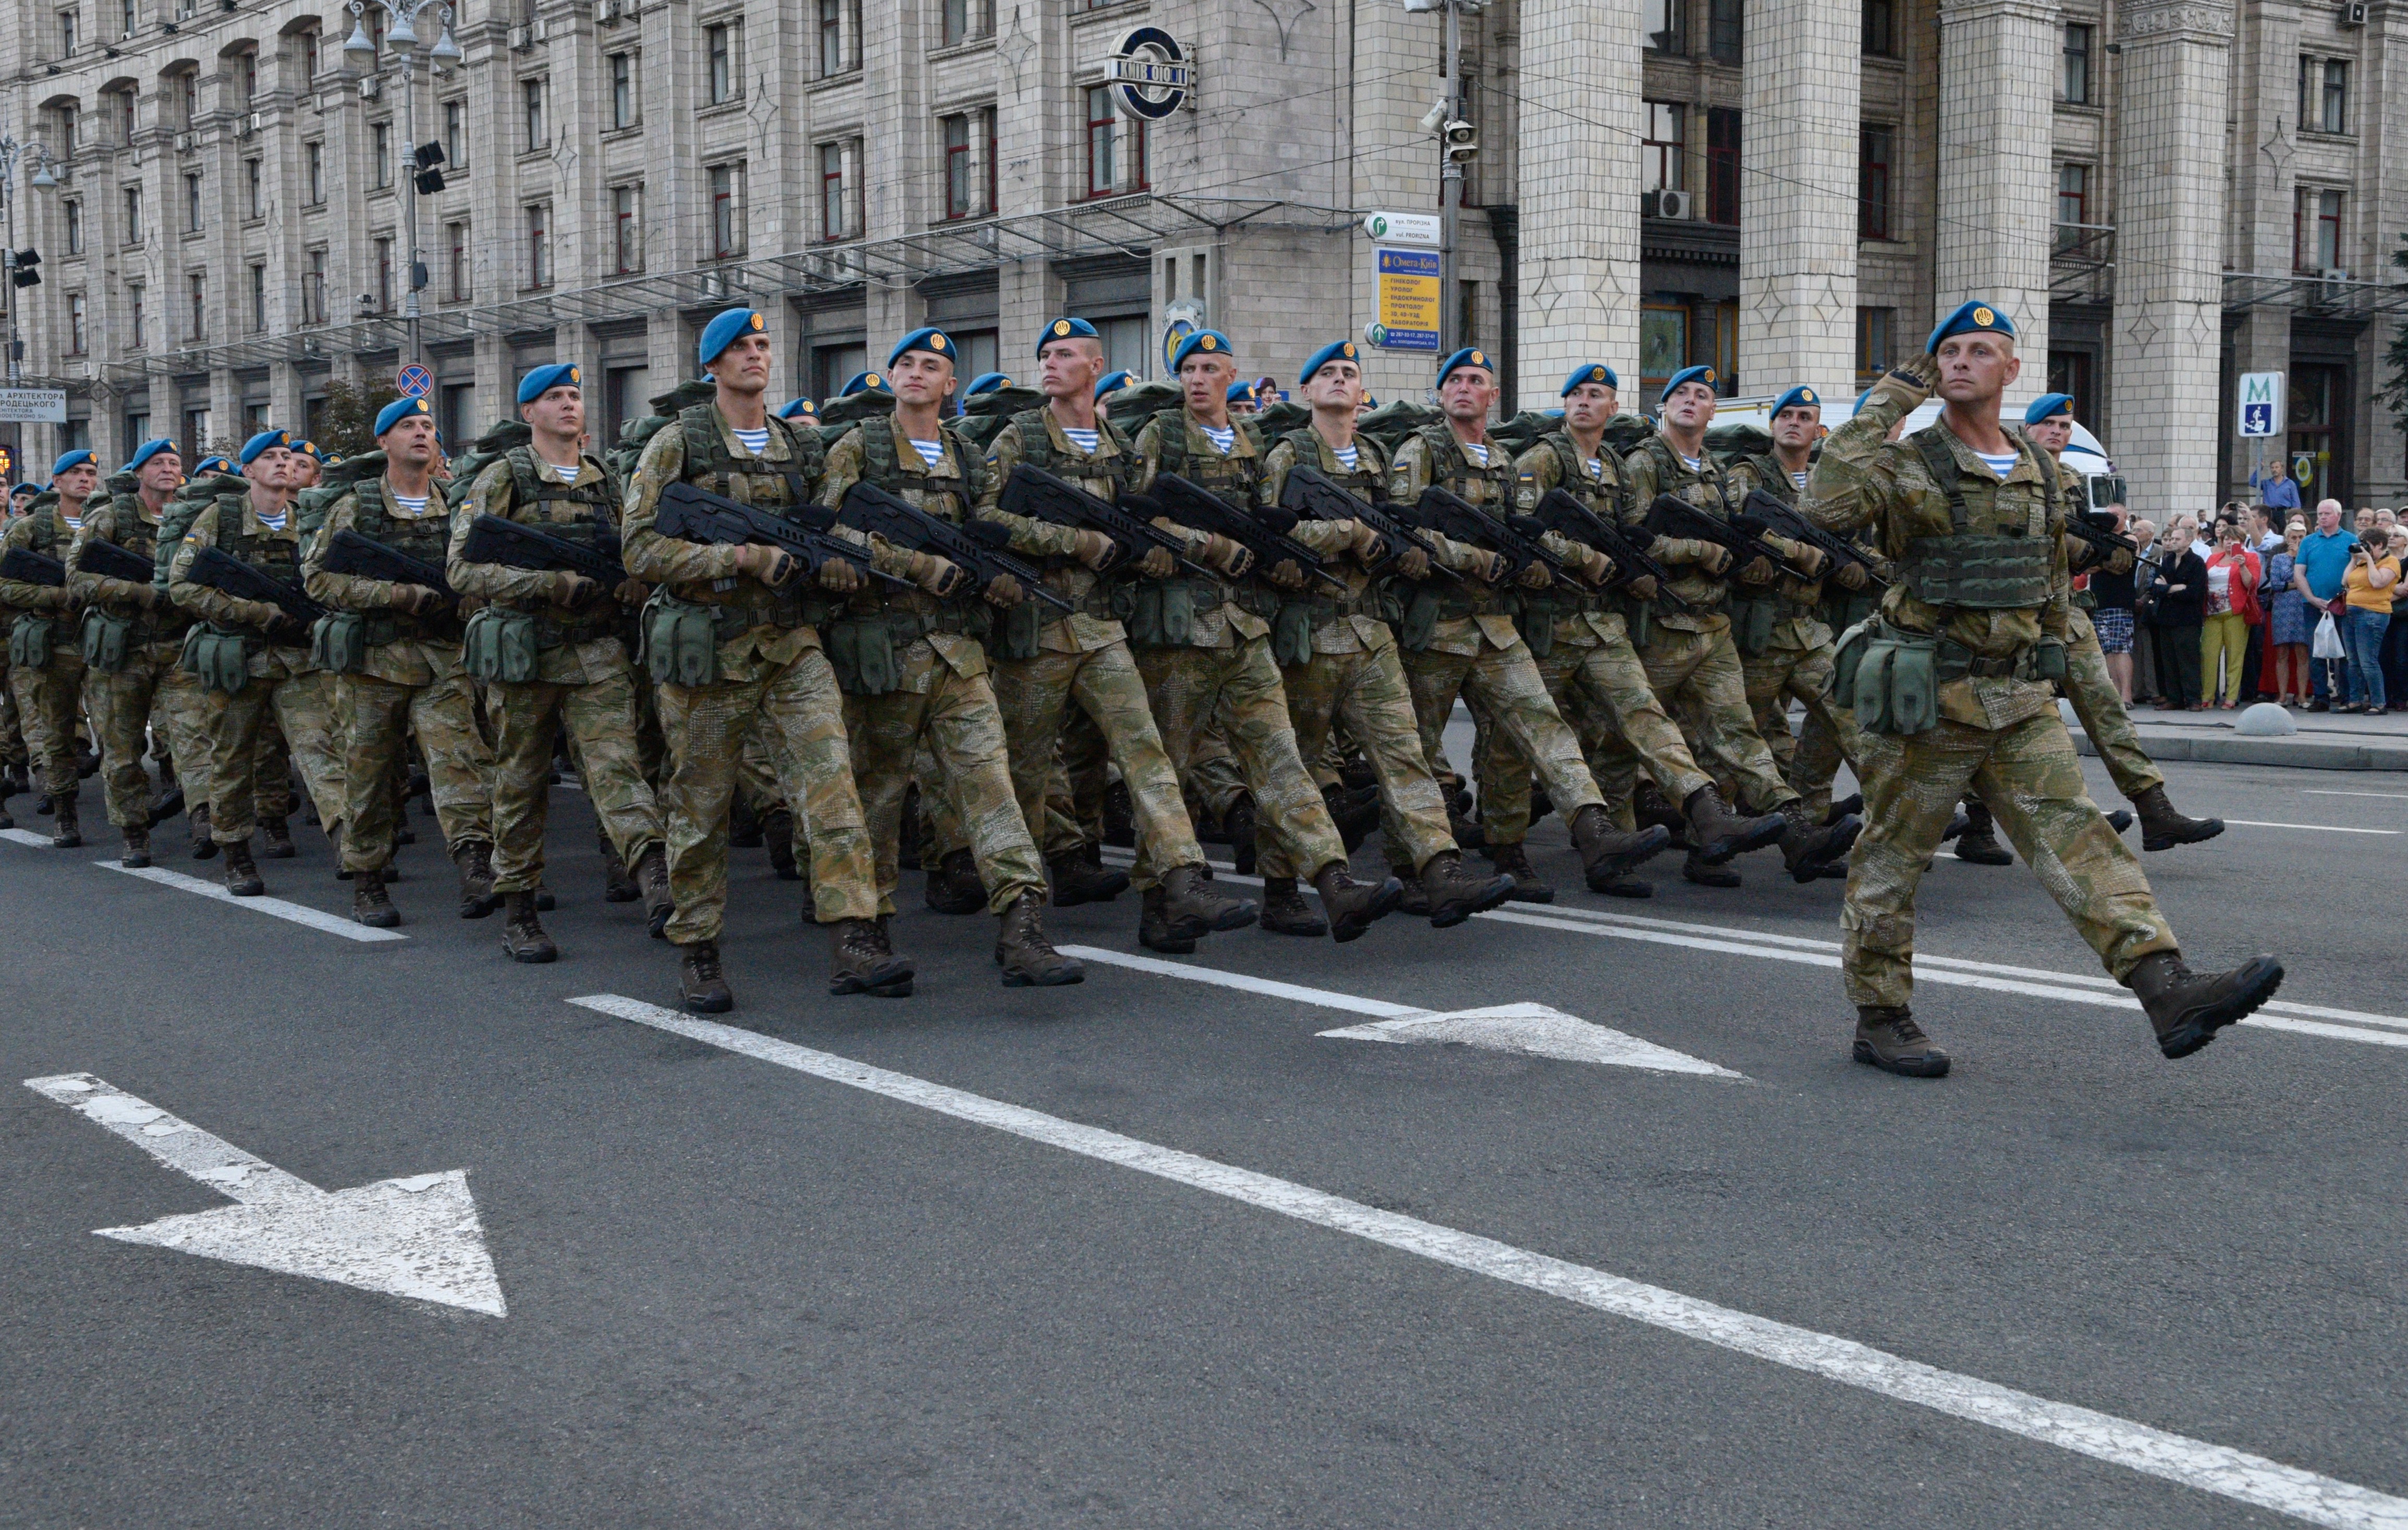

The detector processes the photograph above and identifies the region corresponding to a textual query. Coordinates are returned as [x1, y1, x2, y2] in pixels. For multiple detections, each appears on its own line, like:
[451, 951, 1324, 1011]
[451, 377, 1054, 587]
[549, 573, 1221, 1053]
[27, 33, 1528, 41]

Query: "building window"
[2055, 163, 2089, 250]
[64, 199, 82, 253]
[708, 163, 744, 258]
[374, 235, 393, 311]
[1861, 0, 1896, 57]
[120, 0, 135, 38]
[819, 140, 853, 240]
[943, 113, 975, 218]
[1856, 307, 1893, 383]
[184, 172, 203, 232]
[817, 0, 851, 76]
[128, 285, 145, 349]
[1084, 87, 1145, 200]
[187, 271, 206, 339]
[2296, 187, 2344, 273]
[1859, 125, 1894, 240]
[942, 0, 993, 45]
[612, 185, 642, 273]
[525, 203, 551, 287]
[1708, 0, 1741, 64]
[608, 53, 638, 129]
[304, 141, 324, 204]
[123, 184, 144, 243]
[1644, 0, 1685, 55]
[243, 157, 262, 218]
[178, 71, 199, 125]
[67, 294, 87, 355]
[303, 248, 326, 323]
[2320, 58, 2350, 134]
[705, 21, 738, 104]
[1705, 108, 1740, 225]
[523, 78, 547, 152]
[448, 221, 469, 299]
[237, 51, 256, 100]
[2062, 24, 2093, 105]
[299, 27, 319, 80]
[444, 99, 468, 168]
[372, 122, 392, 188]
[117, 88, 137, 142]
[1642, 102, 1684, 192]
[58, 8, 77, 56]
[248, 262, 266, 331]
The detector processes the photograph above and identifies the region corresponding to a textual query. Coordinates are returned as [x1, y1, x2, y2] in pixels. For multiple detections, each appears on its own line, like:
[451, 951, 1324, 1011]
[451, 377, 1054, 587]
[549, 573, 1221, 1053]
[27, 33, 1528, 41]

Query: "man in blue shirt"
[2292, 497, 2358, 709]
[2253, 458, 2302, 514]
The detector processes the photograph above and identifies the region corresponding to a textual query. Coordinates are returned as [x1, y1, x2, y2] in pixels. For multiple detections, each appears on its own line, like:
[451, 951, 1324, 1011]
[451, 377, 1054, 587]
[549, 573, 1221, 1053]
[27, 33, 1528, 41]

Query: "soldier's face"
[1562, 382, 1615, 432]
[1302, 360, 1361, 411]
[1771, 404, 1820, 448]
[383, 416, 438, 469]
[290, 457, 321, 487]
[2026, 415, 2072, 452]
[1180, 354, 1236, 414]
[525, 385, 584, 439]
[1934, 335, 2018, 405]
[55, 463, 99, 499]
[890, 350, 955, 407]
[1660, 382, 1716, 430]
[1037, 338, 1103, 403]
[139, 453, 182, 494]
[244, 448, 293, 488]
[708, 333, 774, 396]
[1439, 369, 1496, 423]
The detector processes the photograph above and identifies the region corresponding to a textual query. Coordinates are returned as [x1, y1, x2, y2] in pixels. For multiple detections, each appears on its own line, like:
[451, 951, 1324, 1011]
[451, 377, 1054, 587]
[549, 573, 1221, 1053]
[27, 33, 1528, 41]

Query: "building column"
[2112, 0, 2234, 509]
[1934, 0, 2060, 411]
[1514, 0, 1643, 405]
[1740, 0, 1859, 400]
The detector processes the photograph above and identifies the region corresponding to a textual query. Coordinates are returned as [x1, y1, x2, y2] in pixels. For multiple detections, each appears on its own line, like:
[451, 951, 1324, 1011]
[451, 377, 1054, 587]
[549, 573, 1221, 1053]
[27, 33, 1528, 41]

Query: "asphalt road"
[4, 751, 2404, 1529]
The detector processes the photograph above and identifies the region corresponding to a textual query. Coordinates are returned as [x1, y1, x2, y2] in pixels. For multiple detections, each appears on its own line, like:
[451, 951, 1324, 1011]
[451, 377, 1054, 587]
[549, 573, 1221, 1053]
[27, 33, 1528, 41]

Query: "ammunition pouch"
[997, 597, 1045, 661]
[185, 626, 258, 694]
[7, 613, 54, 670]
[79, 606, 134, 673]
[1839, 618, 2064, 737]
[642, 591, 722, 688]
[1271, 600, 1325, 668]
[1729, 594, 1780, 659]
[310, 611, 368, 675]
[1898, 533, 2056, 610]
[462, 606, 541, 684]
[1126, 579, 1197, 648]
[825, 612, 908, 696]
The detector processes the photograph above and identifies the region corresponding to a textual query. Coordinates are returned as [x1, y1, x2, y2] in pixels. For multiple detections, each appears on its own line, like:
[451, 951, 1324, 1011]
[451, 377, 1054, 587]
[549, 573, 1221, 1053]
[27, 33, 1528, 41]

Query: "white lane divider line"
[2302, 790, 2408, 801]
[24, 1073, 503, 1316]
[566, 992, 2408, 1529]
[2221, 819, 2400, 836]
[1, 827, 59, 847]
[1054, 945, 1740, 1077]
[97, 861, 407, 943]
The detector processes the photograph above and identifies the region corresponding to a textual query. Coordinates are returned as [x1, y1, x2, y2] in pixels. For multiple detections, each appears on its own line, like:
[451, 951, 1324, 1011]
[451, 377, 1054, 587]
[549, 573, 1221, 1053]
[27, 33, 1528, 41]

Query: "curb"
[2071, 726, 2408, 773]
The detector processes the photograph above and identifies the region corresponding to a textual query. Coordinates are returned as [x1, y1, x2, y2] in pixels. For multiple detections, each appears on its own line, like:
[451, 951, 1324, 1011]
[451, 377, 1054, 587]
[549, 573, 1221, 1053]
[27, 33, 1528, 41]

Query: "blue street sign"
[2241, 402, 2274, 436]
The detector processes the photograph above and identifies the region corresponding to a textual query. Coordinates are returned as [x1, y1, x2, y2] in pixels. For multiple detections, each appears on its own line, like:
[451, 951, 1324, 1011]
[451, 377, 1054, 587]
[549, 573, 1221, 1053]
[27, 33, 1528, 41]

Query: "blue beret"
[1560, 363, 1618, 396]
[1094, 370, 1132, 399]
[1361, 394, 1378, 409]
[1299, 340, 1362, 386]
[1436, 347, 1495, 385]
[964, 372, 1011, 398]
[123, 438, 177, 472]
[838, 371, 891, 399]
[1660, 366, 1717, 403]
[2024, 392, 2075, 426]
[51, 448, 96, 476]
[1036, 317, 1100, 356]
[518, 362, 581, 404]
[193, 455, 233, 478]
[886, 327, 956, 370]
[1227, 380, 1257, 407]
[1926, 300, 2014, 354]
[698, 306, 766, 367]
[1770, 385, 1821, 417]
[775, 397, 817, 420]
[372, 398, 431, 437]
[10, 481, 38, 496]
[237, 430, 292, 464]
[1171, 329, 1233, 370]
[294, 440, 326, 462]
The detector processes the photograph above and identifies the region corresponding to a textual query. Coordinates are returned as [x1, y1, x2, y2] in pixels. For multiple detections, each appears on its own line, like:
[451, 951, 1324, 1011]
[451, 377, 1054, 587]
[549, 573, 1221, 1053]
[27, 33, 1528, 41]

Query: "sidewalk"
[2070, 700, 2408, 772]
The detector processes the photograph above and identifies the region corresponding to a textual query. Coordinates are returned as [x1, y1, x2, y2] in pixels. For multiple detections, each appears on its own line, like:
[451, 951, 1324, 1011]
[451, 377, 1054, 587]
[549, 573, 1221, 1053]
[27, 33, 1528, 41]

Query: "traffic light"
[1442, 120, 1478, 163]
[5, 249, 39, 288]
[0, 446, 15, 484]
[411, 141, 445, 195]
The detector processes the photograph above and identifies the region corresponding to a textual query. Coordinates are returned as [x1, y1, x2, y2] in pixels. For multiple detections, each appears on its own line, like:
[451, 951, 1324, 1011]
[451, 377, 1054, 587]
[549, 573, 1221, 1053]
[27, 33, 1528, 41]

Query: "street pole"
[400, 48, 421, 368]
[1437, 1, 1460, 356]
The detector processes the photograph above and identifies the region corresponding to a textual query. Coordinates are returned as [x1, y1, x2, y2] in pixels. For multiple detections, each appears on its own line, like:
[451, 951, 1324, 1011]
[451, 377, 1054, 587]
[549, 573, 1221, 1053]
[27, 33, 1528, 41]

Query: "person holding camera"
[2337, 527, 2400, 711]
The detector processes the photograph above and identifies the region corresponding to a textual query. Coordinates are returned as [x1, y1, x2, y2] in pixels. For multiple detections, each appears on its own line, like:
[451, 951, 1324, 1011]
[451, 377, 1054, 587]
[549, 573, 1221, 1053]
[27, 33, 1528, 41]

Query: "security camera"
[1417, 101, 1448, 134]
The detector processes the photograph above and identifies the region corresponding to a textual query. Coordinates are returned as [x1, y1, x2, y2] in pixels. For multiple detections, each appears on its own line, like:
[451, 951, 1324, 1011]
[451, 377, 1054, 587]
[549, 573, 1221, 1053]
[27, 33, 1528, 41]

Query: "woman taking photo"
[2201, 519, 2262, 708]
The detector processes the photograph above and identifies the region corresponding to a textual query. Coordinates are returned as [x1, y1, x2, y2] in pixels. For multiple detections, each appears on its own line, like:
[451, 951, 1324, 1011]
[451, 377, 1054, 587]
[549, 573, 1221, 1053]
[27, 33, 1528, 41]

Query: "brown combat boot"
[1484, 840, 1554, 903]
[1569, 804, 1672, 893]
[1683, 785, 1787, 865]
[1047, 843, 1130, 907]
[352, 865, 401, 928]
[602, 824, 640, 902]
[1312, 861, 1403, 944]
[2133, 784, 2224, 853]
[1154, 863, 1258, 942]
[1224, 793, 1258, 877]
[189, 802, 217, 859]
[829, 917, 914, 997]
[1853, 1006, 1950, 1078]
[500, 890, 558, 964]
[1951, 798, 2012, 865]
[454, 840, 500, 918]
[1259, 877, 1329, 938]
[923, 847, 987, 915]
[762, 807, 800, 881]
[50, 792, 81, 848]
[1781, 805, 1863, 882]
[2128, 951, 2283, 1059]
[119, 824, 151, 868]
[1681, 848, 1742, 888]
[259, 814, 295, 858]
[678, 940, 733, 1013]
[1419, 849, 1515, 928]
[221, 837, 264, 896]
[995, 890, 1084, 987]
[634, 843, 674, 938]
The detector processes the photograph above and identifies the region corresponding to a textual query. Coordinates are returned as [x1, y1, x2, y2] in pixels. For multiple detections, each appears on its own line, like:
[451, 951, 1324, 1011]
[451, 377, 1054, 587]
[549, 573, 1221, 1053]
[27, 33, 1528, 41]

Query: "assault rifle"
[1130, 472, 1348, 591]
[74, 537, 162, 587]
[1412, 484, 1604, 592]
[187, 545, 327, 629]
[0, 548, 67, 587]
[996, 464, 1215, 579]
[460, 513, 630, 591]
[1733, 489, 1888, 591]
[837, 483, 1072, 613]
[1278, 465, 1463, 585]
[323, 529, 456, 603]
[2063, 507, 2138, 564]
[1643, 493, 1815, 582]
[1524, 488, 1692, 612]
[652, 480, 906, 588]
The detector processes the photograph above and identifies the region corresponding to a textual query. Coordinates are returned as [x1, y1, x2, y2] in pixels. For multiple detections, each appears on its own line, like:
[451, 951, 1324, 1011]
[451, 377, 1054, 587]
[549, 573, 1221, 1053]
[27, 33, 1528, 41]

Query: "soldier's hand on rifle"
[1835, 561, 1870, 591]
[815, 557, 862, 594]
[911, 553, 966, 598]
[1737, 555, 1776, 585]
[1515, 560, 1554, 591]
[1790, 544, 1826, 577]
[981, 573, 1024, 608]
[1201, 534, 1254, 579]
[1071, 529, 1119, 572]
[1626, 573, 1660, 601]
[614, 578, 650, 606]
[1137, 545, 1177, 579]
[398, 584, 447, 615]
[1394, 543, 1431, 580]
[1692, 541, 1732, 576]
[737, 543, 798, 586]
[553, 574, 602, 607]
[1266, 558, 1307, 591]
[1572, 547, 1614, 585]
[2105, 547, 2135, 576]
[1343, 521, 1384, 562]
[238, 599, 283, 631]
[1464, 548, 1506, 584]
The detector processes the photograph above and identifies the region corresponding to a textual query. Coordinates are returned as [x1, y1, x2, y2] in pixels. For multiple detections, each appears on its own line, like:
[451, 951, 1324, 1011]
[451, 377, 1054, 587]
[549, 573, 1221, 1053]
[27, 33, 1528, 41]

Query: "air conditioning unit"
[508, 22, 533, 49]
[1641, 188, 1692, 220]
[2341, 2, 2368, 26]
[594, 0, 617, 22]
[359, 74, 381, 99]
[173, 130, 195, 152]
[237, 111, 262, 136]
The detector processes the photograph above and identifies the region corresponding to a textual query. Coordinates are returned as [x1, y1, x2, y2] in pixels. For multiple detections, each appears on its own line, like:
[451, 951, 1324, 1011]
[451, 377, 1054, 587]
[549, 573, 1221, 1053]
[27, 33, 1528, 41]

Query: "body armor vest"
[837, 419, 988, 641]
[209, 494, 302, 638]
[1897, 427, 2059, 612]
[1007, 408, 1134, 500]
[350, 479, 461, 641]
[1139, 413, 1279, 630]
[494, 447, 624, 641]
[1402, 421, 1518, 636]
[1270, 429, 1390, 642]
[670, 405, 825, 634]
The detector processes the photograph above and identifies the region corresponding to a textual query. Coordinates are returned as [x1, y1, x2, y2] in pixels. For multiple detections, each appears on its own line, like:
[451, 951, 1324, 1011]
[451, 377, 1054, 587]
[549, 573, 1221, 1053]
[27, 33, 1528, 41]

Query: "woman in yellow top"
[2338, 531, 2400, 712]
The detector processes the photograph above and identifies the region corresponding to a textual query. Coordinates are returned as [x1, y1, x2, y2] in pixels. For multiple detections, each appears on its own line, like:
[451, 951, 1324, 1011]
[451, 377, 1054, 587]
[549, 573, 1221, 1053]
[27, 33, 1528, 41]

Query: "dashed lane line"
[565, 991, 2408, 1530]
[2220, 820, 2399, 835]
[2, 824, 405, 941]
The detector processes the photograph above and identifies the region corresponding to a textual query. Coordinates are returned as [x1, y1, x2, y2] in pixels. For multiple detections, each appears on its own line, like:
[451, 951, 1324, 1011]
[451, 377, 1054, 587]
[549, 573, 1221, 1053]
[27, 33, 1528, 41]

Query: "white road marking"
[1055, 945, 1739, 1076]
[567, 993, 2408, 1529]
[24, 1073, 504, 1316]
[99, 861, 408, 943]
[1, 827, 60, 847]
[2302, 790, 2408, 800]
[2222, 819, 2399, 835]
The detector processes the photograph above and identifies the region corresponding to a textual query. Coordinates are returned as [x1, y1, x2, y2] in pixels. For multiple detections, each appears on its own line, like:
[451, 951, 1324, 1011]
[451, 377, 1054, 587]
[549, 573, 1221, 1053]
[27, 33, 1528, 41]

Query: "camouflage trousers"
[204, 670, 345, 844]
[1843, 712, 2177, 1010]
[844, 644, 1045, 918]
[8, 642, 87, 802]
[1133, 636, 1346, 889]
[1183, 720, 1250, 829]
[1739, 640, 1863, 822]
[1482, 619, 1712, 842]
[989, 639, 1203, 891]
[655, 647, 878, 942]
[484, 658, 663, 894]
[0, 656, 25, 769]
[1267, 632, 1454, 879]
[85, 640, 214, 829]
[341, 669, 496, 872]
[922, 738, 1092, 865]
[2062, 608, 2163, 803]
[1590, 626, 1795, 818]
[1401, 638, 1604, 868]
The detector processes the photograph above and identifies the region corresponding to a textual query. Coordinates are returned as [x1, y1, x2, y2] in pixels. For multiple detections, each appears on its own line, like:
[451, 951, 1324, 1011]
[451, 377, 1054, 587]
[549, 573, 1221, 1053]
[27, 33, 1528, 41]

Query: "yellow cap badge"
[1801, 388, 1814, 403]
[1471, 350, 1486, 367]
[567, 366, 580, 385]
[1973, 307, 1995, 328]
[1341, 343, 1356, 359]
[749, 313, 764, 331]
[1053, 320, 1072, 337]
[1200, 335, 1217, 351]
[1702, 367, 1716, 383]
[865, 372, 882, 388]
[933, 334, 948, 350]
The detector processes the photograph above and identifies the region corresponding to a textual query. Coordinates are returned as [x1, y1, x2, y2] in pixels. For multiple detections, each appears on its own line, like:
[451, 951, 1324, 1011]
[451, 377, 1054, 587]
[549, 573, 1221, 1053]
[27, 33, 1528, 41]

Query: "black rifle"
[1413, 484, 1603, 592]
[0, 548, 67, 587]
[1644, 493, 1815, 582]
[1524, 489, 1692, 612]
[837, 483, 1072, 613]
[1279, 465, 1463, 584]
[461, 514, 630, 591]
[1733, 489, 1889, 590]
[324, 528, 456, 602]
[75, 537, 161, 587]
[997, 464, 1216, 579]
[1131, 472, 1348, 591]
[652, 480, 904, 588]
[188, 545, 327, 628]
[2063, 507, 2138, 563]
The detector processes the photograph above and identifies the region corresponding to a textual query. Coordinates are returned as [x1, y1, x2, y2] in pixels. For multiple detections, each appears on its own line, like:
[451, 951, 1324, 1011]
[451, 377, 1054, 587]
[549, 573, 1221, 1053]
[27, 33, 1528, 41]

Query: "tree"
[312, 377, 402, 459]
[2381, 233, 2408, 442]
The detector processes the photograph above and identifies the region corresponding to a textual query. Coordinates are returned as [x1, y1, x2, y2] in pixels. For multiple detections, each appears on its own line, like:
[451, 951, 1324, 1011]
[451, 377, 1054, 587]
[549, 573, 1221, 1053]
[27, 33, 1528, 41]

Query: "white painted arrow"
[24, 1073, 505, 1317]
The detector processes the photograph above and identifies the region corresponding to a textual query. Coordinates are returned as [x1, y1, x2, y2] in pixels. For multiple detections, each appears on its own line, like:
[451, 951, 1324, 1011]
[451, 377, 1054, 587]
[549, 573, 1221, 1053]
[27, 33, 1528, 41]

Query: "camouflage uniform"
[306, 477, 496, 872]
[449, 446, 663, 893]
[1497, 433, 1714, 835]
[166, 497, 347, 842]
[621, 402, 909, 943]
[1126, 407, 1349, 887]
[0, 496, 92, 812]
[1801, 388, 2178, 1011]
[70, 481, 214, 828]
[974, 409, 1207, 884]
[1724, 450, 1867, 814]
[818, 415, 1046, 917]
[2050, 477, 2165, 803]
[1256, 427, 1458, 877]
[1386, 421, 1606, 874]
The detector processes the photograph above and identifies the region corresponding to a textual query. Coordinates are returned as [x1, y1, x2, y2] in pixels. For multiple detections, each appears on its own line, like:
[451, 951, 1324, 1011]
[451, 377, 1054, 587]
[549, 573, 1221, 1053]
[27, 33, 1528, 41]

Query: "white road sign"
[2238, 371, 2283, 439]
[0, 386, 69, 423]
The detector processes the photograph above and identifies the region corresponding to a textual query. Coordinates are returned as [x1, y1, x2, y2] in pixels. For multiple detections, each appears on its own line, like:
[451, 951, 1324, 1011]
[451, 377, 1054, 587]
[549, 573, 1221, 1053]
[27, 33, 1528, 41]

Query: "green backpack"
[1354, 399, 1442, 454]
[293, 452, 389, 546]
[152, 472, 252, 586]
[442, 421, 535, 512]
[1097, 379, 1181, 436]
[607, 379, 717, 484]
[957, 384, 1046, 450]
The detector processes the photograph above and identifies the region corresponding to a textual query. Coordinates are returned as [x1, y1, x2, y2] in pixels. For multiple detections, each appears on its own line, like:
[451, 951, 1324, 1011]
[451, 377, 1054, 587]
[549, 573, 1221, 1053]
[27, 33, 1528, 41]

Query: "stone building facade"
[2, 0, 2402, 509]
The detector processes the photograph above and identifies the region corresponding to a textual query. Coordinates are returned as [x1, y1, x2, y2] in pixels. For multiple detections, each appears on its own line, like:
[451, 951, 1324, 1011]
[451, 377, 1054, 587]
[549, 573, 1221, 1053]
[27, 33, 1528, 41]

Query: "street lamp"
[0, 136, 64, 386]
[343, 0, 458, 369]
